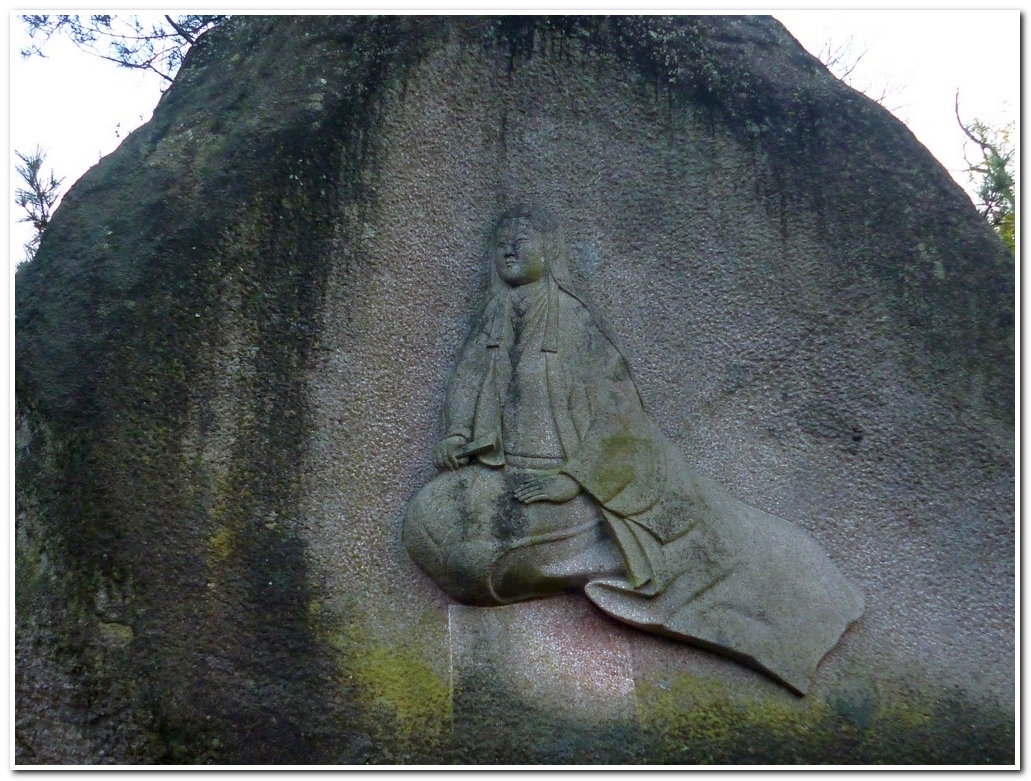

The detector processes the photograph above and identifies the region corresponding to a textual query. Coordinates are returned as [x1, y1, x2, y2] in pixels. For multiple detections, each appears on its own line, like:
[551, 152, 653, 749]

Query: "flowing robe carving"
[405, 227, 863, 695]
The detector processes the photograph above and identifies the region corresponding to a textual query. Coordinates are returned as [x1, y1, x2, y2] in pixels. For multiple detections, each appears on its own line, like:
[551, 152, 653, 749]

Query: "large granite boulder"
[15, 16, 1013, 764]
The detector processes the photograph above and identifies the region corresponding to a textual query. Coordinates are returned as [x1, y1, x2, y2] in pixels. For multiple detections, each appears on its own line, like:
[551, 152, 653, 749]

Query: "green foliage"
[956, 97, 1015, 254]
[19, 14, 228, 83]
[14, 147, 63, 265]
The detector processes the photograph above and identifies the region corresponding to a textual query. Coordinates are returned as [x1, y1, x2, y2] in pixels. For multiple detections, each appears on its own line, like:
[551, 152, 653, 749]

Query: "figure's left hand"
[513, 472, 581, 504]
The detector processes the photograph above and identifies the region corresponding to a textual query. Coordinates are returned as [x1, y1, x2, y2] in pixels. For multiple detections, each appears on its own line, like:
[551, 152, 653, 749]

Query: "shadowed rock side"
[15, 15, 1013, 764]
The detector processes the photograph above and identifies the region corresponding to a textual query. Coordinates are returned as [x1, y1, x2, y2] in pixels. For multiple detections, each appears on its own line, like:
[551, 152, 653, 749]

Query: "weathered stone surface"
[15, 16, 1013, 764]
[403, 205, 864, 695]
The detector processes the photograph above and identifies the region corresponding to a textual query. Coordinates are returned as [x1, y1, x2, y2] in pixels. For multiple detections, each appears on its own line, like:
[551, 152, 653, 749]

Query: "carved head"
[489, 205, 569, 290]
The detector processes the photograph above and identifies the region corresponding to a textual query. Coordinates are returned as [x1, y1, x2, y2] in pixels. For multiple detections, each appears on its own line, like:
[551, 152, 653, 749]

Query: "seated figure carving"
[403, 205, 864, 694]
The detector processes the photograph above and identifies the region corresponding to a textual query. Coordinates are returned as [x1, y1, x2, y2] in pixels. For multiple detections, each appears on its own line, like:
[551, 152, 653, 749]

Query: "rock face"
[402, 204, 866, 697]
[15, 16, 1014, 765]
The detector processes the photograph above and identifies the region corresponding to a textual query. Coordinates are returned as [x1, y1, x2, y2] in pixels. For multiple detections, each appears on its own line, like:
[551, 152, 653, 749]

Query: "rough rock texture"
[15, 16, 1014, 765]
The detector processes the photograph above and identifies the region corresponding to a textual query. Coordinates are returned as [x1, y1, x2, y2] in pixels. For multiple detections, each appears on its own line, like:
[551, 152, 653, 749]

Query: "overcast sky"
[7, 10, 1021, 269]
[774, 11, 1019, 183]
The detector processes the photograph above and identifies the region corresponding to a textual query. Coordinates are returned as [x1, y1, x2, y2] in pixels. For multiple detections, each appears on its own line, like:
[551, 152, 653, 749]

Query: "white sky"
[774, 11, 1019, 184]
[6, 10, 1023, 269]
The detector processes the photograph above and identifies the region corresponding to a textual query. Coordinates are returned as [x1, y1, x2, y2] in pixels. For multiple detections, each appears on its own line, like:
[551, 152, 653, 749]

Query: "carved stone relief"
[404, 205, 864, 695]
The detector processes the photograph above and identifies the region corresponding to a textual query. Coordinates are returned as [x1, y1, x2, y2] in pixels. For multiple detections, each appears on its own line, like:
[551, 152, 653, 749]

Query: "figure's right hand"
[432, 435, 469, 471]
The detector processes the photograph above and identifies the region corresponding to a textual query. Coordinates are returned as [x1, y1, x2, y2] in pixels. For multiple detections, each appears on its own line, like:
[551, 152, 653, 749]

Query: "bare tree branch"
[19, 14, 227, 83]
[164, 14, 196, 45]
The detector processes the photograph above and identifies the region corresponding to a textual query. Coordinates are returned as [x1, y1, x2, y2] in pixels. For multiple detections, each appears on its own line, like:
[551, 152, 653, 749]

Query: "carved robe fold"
[409, 275, 863, 694]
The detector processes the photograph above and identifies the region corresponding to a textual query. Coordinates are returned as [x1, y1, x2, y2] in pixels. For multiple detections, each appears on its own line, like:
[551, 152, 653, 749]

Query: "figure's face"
[493, 219, 547, 287]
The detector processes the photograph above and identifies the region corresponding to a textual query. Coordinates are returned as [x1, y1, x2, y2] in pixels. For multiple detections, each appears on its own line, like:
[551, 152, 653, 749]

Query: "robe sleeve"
[443, 303, 495, 442]
[559, 318, 666, 519]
